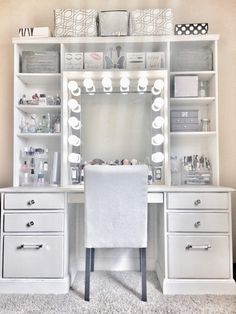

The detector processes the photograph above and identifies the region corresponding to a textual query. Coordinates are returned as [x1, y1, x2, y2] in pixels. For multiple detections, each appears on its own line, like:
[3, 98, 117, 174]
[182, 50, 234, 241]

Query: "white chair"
[84, 165, 148, 301]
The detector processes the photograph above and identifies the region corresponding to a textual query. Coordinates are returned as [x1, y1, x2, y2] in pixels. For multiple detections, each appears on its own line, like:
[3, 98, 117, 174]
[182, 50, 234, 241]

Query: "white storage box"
[22, 51, 59, 73]
[84, 52, 103, 70]
[146, 52, 165, 69]
[174, 76, 198, 97]
[19, 27, 51, 37]
[54, 9, 98, 37]
[64, 52, 83, 71]
[126, 52, 145, 70]
[99, 10, 129, 36]
[130, 9, 174, 36]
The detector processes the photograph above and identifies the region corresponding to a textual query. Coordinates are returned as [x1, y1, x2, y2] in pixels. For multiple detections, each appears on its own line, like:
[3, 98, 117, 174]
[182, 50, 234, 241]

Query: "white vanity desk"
[0, 185, 235, 295]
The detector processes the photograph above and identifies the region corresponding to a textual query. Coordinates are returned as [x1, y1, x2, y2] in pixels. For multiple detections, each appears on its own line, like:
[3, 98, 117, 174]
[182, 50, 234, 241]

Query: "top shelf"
[12, 34, 220, 45]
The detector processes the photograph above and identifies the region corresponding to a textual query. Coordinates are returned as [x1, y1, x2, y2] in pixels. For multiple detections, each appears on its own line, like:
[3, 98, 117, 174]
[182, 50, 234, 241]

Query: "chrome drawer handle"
[27, 200, 35, 206]
[194, 199, 201, 206]
[194, 221, 201, 228]
[18, 244, 43, 250]
[26, 221, 34, 227]
[186, 244, 211, 250]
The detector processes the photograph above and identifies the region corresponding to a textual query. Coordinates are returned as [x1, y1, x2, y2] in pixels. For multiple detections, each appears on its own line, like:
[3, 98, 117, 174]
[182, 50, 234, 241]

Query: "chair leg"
[139, 248, 142, 272]
[91, 248, 95, 272]
[140, 248, 147, 302]
[85, 248, 91, 301]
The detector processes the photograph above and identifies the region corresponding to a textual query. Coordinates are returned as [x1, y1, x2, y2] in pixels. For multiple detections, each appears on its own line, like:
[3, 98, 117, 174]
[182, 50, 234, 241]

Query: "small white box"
[19, 27, 51, 37]
[84, 52, 103, 70]
[146, 52, 165, 70]
[64, 52, 83, 71]
[174, 76, 199, 97]
[126, 52, 145, 70]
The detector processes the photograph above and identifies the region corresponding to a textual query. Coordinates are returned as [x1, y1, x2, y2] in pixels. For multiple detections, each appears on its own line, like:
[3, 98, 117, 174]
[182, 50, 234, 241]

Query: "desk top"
[0, 185, 234, 193]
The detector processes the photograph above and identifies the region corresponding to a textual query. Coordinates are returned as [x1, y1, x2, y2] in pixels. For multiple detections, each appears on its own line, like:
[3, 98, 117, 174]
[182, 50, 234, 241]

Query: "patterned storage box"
[99, 10, 129, 36]
[129, 9, 174, 36]
[54, 9, 98, 37]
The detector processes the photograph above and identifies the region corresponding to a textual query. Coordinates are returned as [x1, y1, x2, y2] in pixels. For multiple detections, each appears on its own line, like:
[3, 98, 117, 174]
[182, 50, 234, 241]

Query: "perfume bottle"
[20, 161, 29, 186]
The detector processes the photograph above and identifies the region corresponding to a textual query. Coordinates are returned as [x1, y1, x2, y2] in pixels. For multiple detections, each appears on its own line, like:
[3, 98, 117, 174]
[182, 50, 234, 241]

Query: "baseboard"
[163, 278, 236, 295]
[0, 276, 70, 294]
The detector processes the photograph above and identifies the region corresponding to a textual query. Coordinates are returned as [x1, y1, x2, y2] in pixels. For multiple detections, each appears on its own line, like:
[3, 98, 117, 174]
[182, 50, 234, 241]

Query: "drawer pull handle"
[194, 221, 201, 228]
[186, 244, 211, 250]
[194, 199, 201, 206]
[18, 244, 43, 250]
[27, 200, 35, 206]
[26, 221, 35, 227]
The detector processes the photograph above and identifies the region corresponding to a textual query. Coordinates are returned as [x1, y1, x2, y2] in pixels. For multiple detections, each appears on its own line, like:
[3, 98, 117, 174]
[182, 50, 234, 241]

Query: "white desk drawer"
[3, 235, 63, 278]
[168, 235, 230, 279]
[167, 193, 228, 210]
[167, 212, 229, 233]
[4, 193, 64, 210]
[4, 213, 64, 232]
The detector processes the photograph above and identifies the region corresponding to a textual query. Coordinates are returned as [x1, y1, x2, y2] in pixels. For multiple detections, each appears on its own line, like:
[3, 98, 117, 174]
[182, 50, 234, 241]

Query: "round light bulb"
[68, 135, 81, 147]
[68, 117, 81, 130]
[152, 116, 164, 129]
[68, 99, 81, 113]
[102, 77, 112, 88]
[68, 80, 81, 96]
[68, 153, 81, 164]
[152, 79, 164, 95]
[138, 77, 148, 88]
[120, 77, 130, 89]
[151, 97, 164, 112]
[83, 78, 94, 89]
[151, 152, 164, 163]
[151, 134, 165, 146]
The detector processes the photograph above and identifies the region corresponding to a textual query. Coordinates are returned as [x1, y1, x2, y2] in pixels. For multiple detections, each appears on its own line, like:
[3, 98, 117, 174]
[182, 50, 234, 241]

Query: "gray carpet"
[0, 272, 235, 314]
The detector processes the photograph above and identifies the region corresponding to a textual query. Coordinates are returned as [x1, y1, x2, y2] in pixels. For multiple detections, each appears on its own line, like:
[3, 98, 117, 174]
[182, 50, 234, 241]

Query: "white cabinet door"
[3, 235, 64, 278]
[4, 193, 64, 210]
[4, 212, 64, 232]
[167, 193, 228, 209]
[168, 235, 230, 279]
[167, 212, 229, 233]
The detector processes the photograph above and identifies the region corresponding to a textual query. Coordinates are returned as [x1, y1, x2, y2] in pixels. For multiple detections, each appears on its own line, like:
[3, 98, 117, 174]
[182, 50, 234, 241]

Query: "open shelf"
[16, 105, 61, 113]
[170, 131, 217, 137]
[16, 73, 61, 86]
[170, 97, 215, 106]
[170, 71, 215, 81]
[17, 133, 61, 138]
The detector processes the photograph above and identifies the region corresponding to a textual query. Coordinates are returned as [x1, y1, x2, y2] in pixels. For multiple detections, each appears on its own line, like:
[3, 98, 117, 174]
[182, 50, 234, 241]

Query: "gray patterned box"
[22, 51, 59, 73]
[129, 9, 174, 36]
[54, 9, 98, 37]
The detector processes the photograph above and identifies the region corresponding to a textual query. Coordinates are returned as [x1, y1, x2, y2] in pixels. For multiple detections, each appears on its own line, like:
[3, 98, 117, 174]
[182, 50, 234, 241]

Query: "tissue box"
[22, 51, 59, 73]
[130, 9, 174, 36]
[54, 9, 98, 37]
[174, 76, 199, 97]
[99, 10, 129, 36]
[146, 52, 165, 69]
[84, 52, 103, 70]
[19, 27, 51, 37]
[126, 52, 145, 70]
[64, 52, 83, 71]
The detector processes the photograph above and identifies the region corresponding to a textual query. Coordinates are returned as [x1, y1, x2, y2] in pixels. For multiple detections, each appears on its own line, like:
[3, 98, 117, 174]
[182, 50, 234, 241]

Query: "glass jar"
[201, 118, 211, 132]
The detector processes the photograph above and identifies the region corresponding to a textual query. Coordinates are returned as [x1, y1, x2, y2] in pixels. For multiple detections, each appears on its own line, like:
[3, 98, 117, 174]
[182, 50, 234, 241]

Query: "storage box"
[129, 9, 174, 36]
[146, 52, 165, 69]
[99, 10, 129, 36]
[22, 51, 59, 73]
[174, 76, 198, 97]
[175, 23, 208, 36]
[170, 110, 200, 132]
[126, 52, 145, 70]
[84, 52, 103, 70]
[54, 9, 98, 37]
[182, 169, 212, 185]
[19, 27, 51, 37]
[64, 52, 83, 71]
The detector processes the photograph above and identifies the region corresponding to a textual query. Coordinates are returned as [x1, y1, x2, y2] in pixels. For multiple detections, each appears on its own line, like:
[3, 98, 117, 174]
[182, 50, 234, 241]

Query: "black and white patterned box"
[175, 23, 208, 35]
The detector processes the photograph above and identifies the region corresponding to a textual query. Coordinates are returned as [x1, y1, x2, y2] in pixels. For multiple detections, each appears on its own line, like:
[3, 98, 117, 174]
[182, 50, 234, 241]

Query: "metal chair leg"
[139, 248, 142, 272]
[91, 248, 95, 272]
[141, 248, 147, 302]
[85, 248, 91, 301]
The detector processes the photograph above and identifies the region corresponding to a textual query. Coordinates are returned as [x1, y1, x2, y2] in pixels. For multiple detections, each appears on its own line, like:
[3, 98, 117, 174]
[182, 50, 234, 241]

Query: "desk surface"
[0, 185, 234, 193]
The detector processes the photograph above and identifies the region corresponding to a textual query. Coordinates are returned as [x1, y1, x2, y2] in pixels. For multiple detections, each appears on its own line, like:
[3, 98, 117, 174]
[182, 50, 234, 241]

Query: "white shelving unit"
[12, 34, 220, 187]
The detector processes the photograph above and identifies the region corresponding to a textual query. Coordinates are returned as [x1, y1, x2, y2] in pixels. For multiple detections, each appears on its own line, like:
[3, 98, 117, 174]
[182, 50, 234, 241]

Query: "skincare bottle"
[20, 161, 29, 186]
